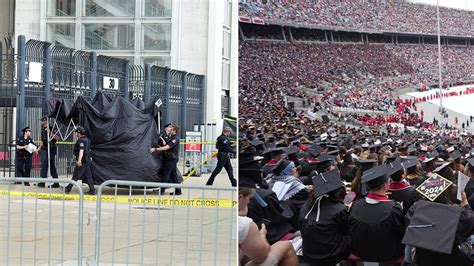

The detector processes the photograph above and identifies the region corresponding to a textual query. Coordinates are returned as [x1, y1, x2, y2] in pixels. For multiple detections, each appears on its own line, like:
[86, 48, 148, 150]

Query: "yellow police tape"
[0, 190, 236, 209]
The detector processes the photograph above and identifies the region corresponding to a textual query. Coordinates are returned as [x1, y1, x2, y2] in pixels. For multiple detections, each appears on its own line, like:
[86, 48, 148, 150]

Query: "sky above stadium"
[410, 0, 474, 11]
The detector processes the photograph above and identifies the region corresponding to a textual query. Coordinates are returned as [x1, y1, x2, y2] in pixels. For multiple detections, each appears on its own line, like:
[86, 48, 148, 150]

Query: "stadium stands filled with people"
[238, 0, 474, 265]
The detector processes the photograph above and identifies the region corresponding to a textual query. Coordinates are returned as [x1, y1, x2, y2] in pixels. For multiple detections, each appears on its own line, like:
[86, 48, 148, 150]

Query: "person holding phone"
[299, 169, 351, 265]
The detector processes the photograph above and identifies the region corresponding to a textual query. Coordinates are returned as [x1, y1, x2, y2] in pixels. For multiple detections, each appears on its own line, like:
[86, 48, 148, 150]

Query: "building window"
[47, 0, 76, 17]
[142, 57, 171, 68]
[83, 24, 135, 50]
[84, 0, 135, 17]
[46, 24, 75, 47]
[222, 60, 230, 90]
[222, 31, 231, 59]
[142, 24, 172, 51]
[224, 0, 231, 28]
[143, 0, 172, 17]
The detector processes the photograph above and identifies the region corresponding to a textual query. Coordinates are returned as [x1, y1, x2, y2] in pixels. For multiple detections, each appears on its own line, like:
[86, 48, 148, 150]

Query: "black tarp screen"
[49, 91, 161, 184]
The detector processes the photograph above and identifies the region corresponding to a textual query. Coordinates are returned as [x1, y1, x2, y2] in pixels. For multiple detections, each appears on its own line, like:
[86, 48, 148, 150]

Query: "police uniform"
[39, 121, 59, 187]
[16, 127, 36, 184]
[65, 128, 95, 194]
[160, 133, 181, 194]
[206, 133, 236, 186]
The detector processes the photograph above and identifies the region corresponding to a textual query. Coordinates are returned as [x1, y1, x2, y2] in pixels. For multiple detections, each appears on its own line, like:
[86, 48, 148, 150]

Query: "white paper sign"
[28, 62, 43, 83]
[457, 172, 470, 201]
[25, 143, 37, 154]
[103, 76, 119, 90]
[272, 181, 291, 201]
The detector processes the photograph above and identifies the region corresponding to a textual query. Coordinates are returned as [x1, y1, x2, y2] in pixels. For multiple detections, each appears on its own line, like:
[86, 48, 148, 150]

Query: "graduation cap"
[357, 159, 377, 171]
[21, 126, 31, 133]
[415, 173, 452, 201]
[286, 146, 299, 158]
[428, 150, 439, 158]
[433, 161, 454, 180]
[250, 139, 265, 149]
[407, 145, 417, 155]
[361, 164, 389, 189]
[239, 152, 265, 189]
[402, 201, 461, 254]
[312, 169, 344, 198]
[239, 152, 264, 165]
[387, 158, 404, 177]
[268, 160, 292, 175]
[385, 155, 399, 164]
[449, 150, 461, 161]
[467, 158, 474, 168]
[402, 157, 419, 170]
[261, 147, 286, 157]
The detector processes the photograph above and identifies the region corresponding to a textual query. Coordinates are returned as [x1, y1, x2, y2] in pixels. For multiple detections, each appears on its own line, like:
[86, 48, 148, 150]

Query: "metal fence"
[0, 35, 206, 178]
[0, 178, 85, 265]
[0, 177, 237, 265]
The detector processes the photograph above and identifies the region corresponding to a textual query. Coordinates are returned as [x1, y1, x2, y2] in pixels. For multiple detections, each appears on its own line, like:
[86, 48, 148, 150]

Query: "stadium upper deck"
[239, 0, 474, 37]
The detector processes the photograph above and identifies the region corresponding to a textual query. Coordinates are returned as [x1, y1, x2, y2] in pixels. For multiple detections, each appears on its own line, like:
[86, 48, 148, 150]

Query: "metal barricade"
[94, 180, 236, 265]
[0, 177, 85, 265]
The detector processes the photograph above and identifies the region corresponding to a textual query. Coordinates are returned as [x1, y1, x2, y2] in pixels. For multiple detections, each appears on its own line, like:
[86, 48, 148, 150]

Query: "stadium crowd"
[240, 41, 474, 112]
[239, 0, 474, 37]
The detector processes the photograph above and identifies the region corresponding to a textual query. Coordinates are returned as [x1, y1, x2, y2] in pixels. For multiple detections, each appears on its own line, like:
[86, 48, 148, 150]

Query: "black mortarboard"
[357, 159, 377, 172]
[407, 145, 417, 155]
[467, 158, 474, 169]
[433, 161, 455, 180]
[449, 150, 461, 161]
[250, 139, 264, 148]
[385, 155, 399, 164]
[21, 127, 31, 133]
[327, 149, 340, 156]
[261, 147, 286, 156]
[387, 158, 404, 177]
[312, 169, 344, 198]
[269, 160, 292, 175]
[402, 201, 461, 254]
[239, 152, 264, 165]
[415, 173, 453, 201]
[163, 123, 172, 128]
[40, 116, 48, 122]
[315, 154, 335, 164]
[239, 152, 264, 188]
[402, 157, 418, 169]
[361, 164, 389, 189]
[428, 150, 439, 158]
[286, 146, 299, 157]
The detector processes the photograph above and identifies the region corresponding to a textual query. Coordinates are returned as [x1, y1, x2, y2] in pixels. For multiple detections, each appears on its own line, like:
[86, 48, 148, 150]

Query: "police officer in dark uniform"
[150, 124, 181, 195]
[65, 126, 95, 195]
[38, 116, 60, 188]
[155, 123, 173, 174]
[206, 127, 237, 187]
[16, 126, 38, 185]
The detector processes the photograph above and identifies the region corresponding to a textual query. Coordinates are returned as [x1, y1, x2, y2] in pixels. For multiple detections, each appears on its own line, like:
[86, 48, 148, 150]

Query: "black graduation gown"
[406, 201, 474, 266]
[300, 198, 351, 265]
[464, 180, 474, 209]
[388, 184, 421, 215]
[247, 188, 295, 244]
[349, 198, 405, 261]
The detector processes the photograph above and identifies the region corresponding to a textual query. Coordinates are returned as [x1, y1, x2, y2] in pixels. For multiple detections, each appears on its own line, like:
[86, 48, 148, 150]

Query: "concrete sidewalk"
[0, 165, 237, 265]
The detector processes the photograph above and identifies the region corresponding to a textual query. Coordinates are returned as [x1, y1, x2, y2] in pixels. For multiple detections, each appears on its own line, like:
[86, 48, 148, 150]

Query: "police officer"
[150, 124, 181, 195]
[155, 123, 173, 174]
[16, 127, 38, 185]
[38, 116, 60, 188]
[64, 126, 95, 195]
[206, 127, 237, 187]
